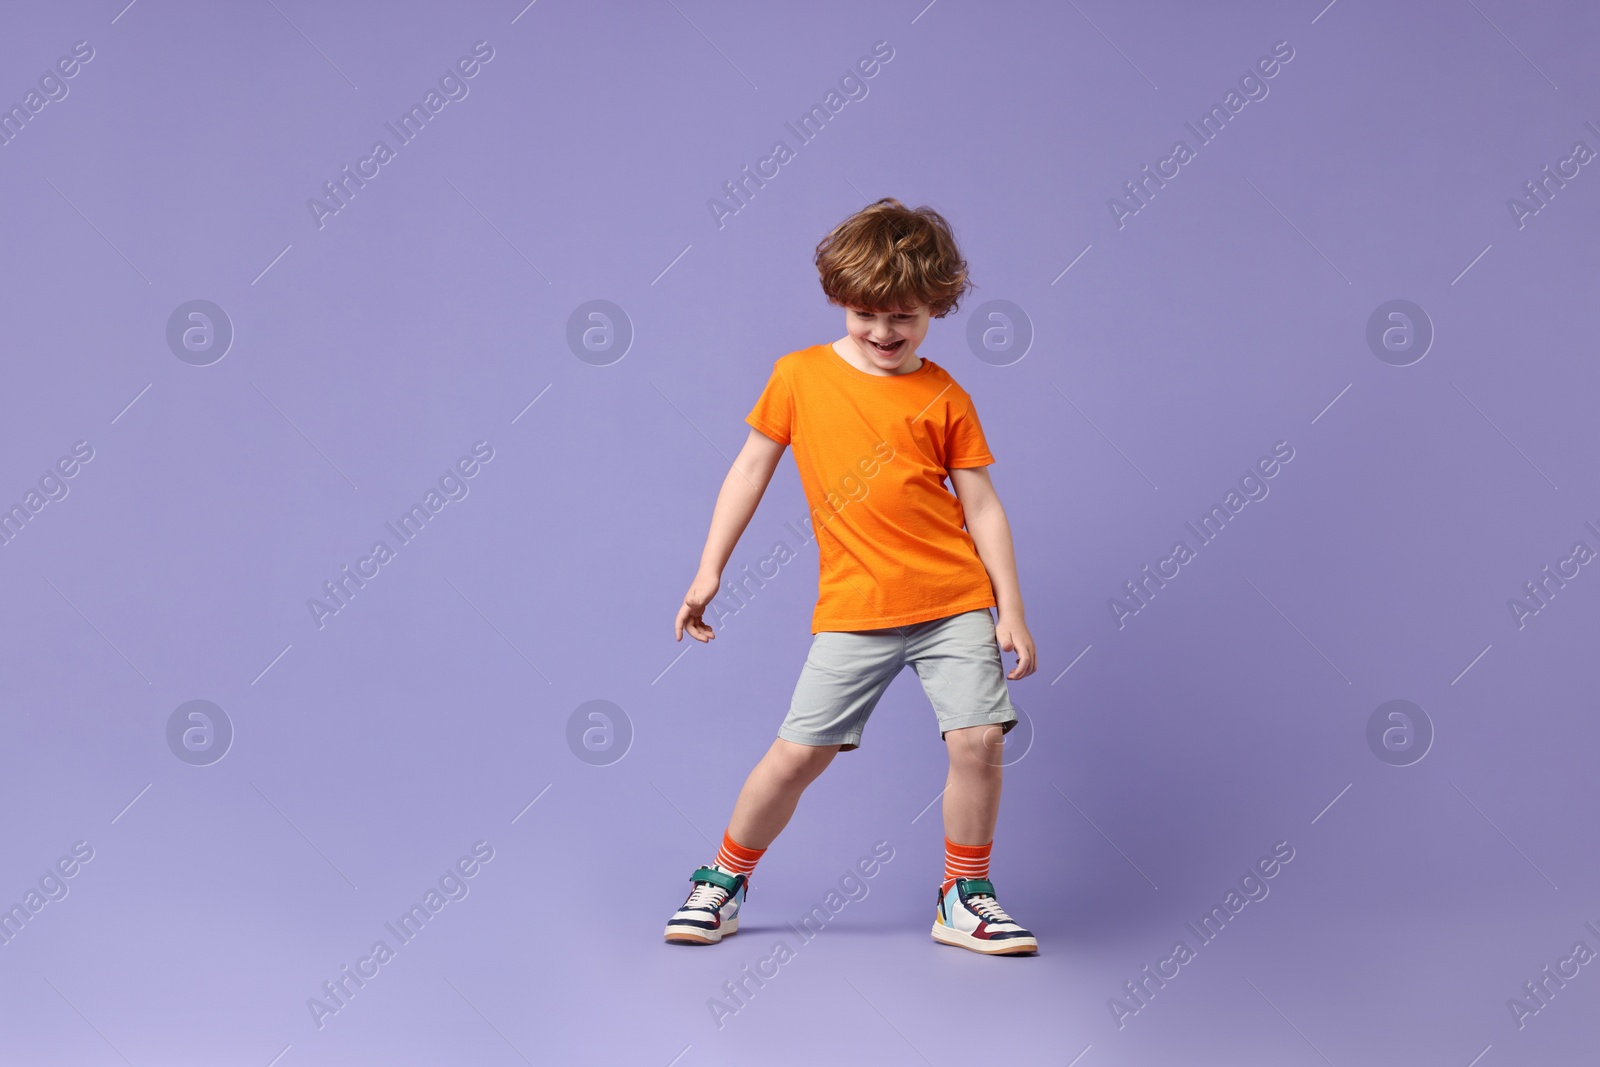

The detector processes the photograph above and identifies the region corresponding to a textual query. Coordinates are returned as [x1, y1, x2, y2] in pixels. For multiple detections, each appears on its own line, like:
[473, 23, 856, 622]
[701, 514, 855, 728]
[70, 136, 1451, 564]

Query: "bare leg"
[942, 724, 1004, 845]
[725, 737, 841, 850]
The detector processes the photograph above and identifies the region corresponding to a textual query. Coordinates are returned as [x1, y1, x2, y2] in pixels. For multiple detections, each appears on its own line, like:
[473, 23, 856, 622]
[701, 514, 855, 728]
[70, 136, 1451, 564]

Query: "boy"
[665, 198, 1039, 956]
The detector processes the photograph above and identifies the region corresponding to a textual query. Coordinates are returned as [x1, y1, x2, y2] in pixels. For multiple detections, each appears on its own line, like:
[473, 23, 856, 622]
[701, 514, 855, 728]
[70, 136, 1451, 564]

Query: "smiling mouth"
[869, 339, 904, 354]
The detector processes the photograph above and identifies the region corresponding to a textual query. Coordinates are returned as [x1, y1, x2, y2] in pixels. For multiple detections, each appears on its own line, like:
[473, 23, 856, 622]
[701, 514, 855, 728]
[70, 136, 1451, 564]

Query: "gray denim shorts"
[777, 607, 1019, 751]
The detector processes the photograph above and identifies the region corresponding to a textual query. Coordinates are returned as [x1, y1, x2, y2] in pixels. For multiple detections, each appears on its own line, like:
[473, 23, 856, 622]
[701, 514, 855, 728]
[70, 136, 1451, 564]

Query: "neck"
[834, 338, 921, 376]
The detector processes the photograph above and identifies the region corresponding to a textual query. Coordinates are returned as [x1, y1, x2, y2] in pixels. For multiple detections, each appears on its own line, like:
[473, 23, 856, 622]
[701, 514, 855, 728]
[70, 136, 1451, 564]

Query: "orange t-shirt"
[745, 342, 998, 633]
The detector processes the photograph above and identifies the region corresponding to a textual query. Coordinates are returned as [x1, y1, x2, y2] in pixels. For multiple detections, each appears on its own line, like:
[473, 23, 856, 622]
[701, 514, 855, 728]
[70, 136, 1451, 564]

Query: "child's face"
[844, 303, 930, 373]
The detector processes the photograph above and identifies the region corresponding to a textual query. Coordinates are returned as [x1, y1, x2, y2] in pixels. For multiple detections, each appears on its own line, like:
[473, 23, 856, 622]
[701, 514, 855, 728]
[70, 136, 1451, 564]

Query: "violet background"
[2, 0, 1597, 1064]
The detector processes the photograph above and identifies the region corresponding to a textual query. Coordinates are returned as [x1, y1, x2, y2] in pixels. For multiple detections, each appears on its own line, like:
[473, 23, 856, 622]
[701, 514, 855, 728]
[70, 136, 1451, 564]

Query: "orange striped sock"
[714, 829, 766, 877]
[945, 837, 991, 882]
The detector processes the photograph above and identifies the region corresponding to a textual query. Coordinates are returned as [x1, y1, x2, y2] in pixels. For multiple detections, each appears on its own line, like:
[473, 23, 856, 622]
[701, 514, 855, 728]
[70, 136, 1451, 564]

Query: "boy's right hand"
[675, 570, 722, 643]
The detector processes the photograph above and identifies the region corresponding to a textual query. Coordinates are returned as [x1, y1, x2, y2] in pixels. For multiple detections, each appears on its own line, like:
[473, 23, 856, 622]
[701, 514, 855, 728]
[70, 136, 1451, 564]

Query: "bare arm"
[675, 427, 788, 642]
[950, 465, 1036, 678]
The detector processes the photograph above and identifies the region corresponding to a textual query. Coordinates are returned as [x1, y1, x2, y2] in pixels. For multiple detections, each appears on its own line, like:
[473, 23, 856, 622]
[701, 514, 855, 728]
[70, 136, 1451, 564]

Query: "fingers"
[675, 601, 715, 643]
[1000, 632, 1036, 679]
[1012, 644, 1035, 679]
[997, 630, 1015, 678]
[676, 573, 722, 643]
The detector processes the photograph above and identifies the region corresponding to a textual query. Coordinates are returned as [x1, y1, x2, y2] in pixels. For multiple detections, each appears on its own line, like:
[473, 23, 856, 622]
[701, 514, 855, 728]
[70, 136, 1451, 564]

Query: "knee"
[947, 725, 1005, 777]
[771, 740, 836, 784]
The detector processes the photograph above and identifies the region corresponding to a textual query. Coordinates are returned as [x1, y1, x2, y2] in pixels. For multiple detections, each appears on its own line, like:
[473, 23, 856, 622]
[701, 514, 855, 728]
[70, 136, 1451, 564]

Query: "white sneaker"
[664, 865, 747, 945]
[932, 877, 1038, 955]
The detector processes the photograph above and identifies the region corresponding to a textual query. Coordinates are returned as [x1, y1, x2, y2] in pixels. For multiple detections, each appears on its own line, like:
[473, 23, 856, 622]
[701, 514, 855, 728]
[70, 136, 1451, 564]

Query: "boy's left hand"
[995, 615, 1036, 680]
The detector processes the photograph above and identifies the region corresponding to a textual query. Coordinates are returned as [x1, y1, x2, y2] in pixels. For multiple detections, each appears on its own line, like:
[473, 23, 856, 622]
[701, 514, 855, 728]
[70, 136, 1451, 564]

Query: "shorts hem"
[777, 725, 861, 750]
[937, 709, 1018, 736]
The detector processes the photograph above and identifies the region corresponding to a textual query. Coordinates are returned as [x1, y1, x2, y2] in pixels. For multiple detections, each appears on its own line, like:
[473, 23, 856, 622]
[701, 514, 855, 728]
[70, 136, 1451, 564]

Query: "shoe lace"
[686, 881, 731, 911]
[967, 894, 1014, 923]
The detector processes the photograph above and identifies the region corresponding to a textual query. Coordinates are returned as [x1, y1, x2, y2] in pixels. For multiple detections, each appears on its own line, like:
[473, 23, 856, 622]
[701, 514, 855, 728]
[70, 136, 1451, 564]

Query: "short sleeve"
[946, 392, 995, 468]
[745, 362, 793, 445]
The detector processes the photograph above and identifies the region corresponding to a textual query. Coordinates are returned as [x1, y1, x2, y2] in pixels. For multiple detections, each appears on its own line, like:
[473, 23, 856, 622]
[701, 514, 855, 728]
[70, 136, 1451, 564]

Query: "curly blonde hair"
[814, 198, 973, 318]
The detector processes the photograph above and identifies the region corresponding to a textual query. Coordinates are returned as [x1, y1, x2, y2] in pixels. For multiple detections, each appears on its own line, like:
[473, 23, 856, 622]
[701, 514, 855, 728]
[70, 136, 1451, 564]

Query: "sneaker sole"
[931, 921, 1037, 955]
[664, 915, 739, 945]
